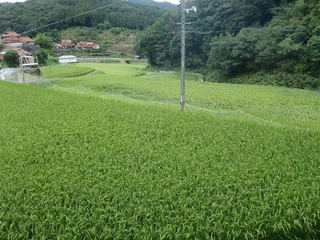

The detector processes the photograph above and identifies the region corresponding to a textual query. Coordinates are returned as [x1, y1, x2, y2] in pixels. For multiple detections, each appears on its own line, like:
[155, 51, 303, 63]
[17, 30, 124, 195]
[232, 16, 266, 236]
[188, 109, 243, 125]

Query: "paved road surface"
[0, 68, 41, 84]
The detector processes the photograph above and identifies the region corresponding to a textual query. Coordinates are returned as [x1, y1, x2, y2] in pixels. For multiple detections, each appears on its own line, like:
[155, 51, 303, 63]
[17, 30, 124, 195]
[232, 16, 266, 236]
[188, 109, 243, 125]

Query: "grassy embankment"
[42, 65, 94, 78]
[0, 63, 319, 239]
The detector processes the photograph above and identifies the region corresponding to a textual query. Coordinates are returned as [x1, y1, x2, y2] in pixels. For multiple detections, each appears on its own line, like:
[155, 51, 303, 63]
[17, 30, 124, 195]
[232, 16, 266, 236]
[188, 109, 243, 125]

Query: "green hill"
[0, 0, 167, 35]
[137, 0, 320, 89]
[128, 0, 176, 10]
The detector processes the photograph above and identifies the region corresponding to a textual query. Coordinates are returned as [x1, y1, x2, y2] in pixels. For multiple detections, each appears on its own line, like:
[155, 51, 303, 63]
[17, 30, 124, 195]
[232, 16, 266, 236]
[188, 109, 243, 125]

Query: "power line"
[172, 26, 312, 35]
[22, 5, 109, 35]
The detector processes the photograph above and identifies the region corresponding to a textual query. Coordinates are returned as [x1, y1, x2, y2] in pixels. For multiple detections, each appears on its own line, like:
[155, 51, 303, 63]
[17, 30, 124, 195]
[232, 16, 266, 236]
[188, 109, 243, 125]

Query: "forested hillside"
[0, 2, 12, 6]
[137, 0, 320, 89]
[128, 0, 176, 10]
[0, 0, 166, 35]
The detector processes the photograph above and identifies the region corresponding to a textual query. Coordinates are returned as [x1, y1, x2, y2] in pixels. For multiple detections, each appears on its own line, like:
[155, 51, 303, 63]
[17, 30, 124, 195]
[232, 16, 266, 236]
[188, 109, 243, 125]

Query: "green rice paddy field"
[0, 63, 320, 239]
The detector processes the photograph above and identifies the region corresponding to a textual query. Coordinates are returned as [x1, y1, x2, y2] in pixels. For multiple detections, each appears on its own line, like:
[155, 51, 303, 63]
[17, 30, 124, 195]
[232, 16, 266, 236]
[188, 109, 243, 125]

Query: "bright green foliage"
[42, 65, 94, 78]
[34, 34, 54, 50]
[3, 50, 19, 67]
[36, 49, 49, 65]
[0, 63, 320, 239]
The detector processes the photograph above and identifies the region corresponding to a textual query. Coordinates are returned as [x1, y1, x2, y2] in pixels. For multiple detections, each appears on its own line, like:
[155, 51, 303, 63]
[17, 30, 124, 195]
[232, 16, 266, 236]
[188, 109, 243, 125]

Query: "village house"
[0, 31, 20, 41]
[0, 47, 33, 61]
[75, 41, 100, 50]
[59, 55, 78, 64]
[55, 40, 100, 50]
[0, 31, 34, 48]
[55, 40, 74, 49]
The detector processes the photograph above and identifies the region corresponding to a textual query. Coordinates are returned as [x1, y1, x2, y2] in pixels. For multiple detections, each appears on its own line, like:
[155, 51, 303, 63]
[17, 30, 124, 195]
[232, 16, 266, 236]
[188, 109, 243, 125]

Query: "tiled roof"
[19, 37, 34, 42]
[0, 31, 20, 37]
[2, 47, 32, 56]
[2, 37, 34, 43]
[2, 39, 22, 43]
[76, 45, 97, 48]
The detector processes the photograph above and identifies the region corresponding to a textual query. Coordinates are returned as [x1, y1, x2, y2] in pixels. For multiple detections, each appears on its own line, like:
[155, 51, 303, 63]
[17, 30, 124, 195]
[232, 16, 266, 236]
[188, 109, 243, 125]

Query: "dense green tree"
[36, 50, 49, 65]
[137, 12, 179, 66]
[137, 0, 290, 69]
[34, 34, 54, 50]
[207, 0, 320, 85]
[138, 0, 320, 88]
[3, 50, 19, 67]
[0, 42, 4, 51]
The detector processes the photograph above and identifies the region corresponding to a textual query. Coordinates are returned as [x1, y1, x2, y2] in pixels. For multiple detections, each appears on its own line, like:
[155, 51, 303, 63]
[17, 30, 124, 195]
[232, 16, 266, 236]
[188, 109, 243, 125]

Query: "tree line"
[137, 0, 320, 89]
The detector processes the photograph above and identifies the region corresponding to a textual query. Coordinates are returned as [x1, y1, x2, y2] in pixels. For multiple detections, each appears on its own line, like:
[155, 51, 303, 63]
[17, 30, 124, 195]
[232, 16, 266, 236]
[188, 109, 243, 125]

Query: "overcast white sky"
[0, 0, 180, 3]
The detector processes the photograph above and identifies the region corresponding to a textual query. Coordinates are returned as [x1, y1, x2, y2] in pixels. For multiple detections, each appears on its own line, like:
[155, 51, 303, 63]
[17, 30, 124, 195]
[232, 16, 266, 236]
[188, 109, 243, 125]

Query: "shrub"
[3, 50, 19, 67]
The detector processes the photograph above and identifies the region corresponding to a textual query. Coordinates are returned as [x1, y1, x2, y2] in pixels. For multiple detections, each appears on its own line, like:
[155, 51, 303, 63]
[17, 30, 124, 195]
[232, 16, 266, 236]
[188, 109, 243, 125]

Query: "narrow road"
[0, 68, 98, 84]
[0, 68, 20, 82]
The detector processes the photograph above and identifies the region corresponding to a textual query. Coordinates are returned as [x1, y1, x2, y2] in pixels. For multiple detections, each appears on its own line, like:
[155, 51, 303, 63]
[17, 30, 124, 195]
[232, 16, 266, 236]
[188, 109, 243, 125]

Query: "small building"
[0, 31, 34, 48]
[0, 31, 20, 41]
[133, 55, 141, 60]
[59, 55, 78, 64]
[0, 47, 33, 61]
[55, 40, 74, 49]
[20, 55, 38, 68]
[75, 41, 100, 50]
[61, 40, 72, 44]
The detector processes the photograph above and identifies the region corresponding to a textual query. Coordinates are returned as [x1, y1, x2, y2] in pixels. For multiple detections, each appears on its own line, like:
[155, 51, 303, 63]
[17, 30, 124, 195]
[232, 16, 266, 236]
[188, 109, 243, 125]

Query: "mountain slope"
[0, 0, 167, 35]
[137, 0, 320, 89]
[127, 0, 176, 10]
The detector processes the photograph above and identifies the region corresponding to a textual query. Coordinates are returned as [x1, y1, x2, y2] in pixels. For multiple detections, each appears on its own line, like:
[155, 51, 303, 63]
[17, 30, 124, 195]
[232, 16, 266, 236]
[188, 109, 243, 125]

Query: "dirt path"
[28, 70, 98, 84]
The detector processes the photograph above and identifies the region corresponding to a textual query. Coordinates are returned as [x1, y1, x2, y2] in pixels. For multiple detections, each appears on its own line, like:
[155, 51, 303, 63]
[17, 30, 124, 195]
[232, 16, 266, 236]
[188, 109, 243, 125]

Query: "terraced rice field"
[42, 65, 94, 79]
[0, 63, 319, 239]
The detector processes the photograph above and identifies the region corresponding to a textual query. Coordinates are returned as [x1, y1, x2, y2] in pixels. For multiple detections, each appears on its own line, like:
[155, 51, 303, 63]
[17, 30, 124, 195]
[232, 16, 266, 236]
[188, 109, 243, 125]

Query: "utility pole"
[19, 56, 25, 84]
[180, 1, 197, 111]
[180, 0, 186, 111]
